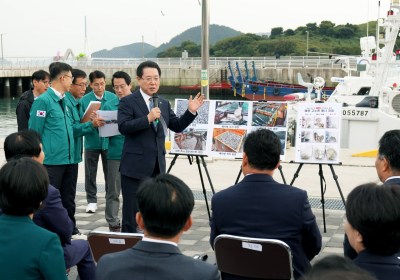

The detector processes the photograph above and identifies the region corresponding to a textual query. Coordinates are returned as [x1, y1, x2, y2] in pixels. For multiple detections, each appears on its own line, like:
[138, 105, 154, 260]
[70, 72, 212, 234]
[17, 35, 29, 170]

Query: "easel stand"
[167, 154, 215, 221]
[235, 164, 287, 185]
[290, 162, 346, 233]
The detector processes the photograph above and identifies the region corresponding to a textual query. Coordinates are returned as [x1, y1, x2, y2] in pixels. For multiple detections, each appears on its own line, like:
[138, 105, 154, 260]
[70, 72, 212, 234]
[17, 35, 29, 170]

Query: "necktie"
[149, 97, 158, 131]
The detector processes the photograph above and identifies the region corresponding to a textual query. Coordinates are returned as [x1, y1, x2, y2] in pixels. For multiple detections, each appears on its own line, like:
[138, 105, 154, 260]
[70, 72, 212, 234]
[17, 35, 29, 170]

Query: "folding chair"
[214, 234, 293, 280]
[87, 230, 144, 262]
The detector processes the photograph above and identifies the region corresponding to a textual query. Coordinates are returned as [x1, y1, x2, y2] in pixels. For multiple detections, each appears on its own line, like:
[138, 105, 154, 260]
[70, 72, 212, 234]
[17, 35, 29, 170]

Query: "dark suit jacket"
[118, 89, 196, 179]
[353, 250, 400, 280]
[343, 177, 400, 259]
[16, 89, 34, 131]
[210, 174, 322, 279]
[96, 240, 220, 280]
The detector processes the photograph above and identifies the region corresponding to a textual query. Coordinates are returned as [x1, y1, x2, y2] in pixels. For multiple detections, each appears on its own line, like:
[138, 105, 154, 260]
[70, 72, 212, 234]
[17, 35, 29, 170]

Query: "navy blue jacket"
[354, 250, 400, 280]
[118, 89, 196, 179]
[0, 184, 73, 246]
[209, 174, 322, 279]
[344, 177, 400, 259]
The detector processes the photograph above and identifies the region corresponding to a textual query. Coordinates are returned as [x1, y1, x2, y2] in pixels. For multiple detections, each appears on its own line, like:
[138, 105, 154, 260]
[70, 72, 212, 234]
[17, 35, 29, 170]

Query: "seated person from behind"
[209, 129, 322, 279]
[0, 130, 96, 280]
[344, 129, 400, 259]
[345, 183, 400, 280]
[96, 173, 220, 280]
[0, 158, 68, 280]
[300, 255, 376, 280]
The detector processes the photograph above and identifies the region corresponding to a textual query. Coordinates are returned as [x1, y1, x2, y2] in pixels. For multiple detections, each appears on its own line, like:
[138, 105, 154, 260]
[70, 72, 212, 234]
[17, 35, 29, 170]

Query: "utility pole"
[201, 0, 210, 100]
[0, 33, 5, 63]
[142, 36, 145, 60]
[306, 31, 309, 57]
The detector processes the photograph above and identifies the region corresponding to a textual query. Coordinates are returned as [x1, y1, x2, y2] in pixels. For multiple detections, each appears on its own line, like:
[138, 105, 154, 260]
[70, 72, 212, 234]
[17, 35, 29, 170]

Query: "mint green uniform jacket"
[64, 92, 96, 164]
[79, 90, 117, 150]
[0, 214, 68, 280]
[103, 98, 125, 160]
[29, 88, 74, 165]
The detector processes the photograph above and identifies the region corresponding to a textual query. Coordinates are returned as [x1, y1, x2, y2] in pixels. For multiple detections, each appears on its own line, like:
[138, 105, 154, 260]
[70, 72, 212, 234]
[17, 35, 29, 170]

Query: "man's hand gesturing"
[188, 92, 205, 114]
[148, 108, 161, 123]
[92, 118, 106, 128]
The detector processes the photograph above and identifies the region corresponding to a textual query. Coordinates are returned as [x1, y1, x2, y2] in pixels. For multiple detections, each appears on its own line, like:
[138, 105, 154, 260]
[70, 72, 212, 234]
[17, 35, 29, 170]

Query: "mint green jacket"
[103, 98, 125, 160]
[29, 88, 74, 165]
[64, 92, 96, 164]
[79, 90, 117, 150]
[0, 214, 68, 280]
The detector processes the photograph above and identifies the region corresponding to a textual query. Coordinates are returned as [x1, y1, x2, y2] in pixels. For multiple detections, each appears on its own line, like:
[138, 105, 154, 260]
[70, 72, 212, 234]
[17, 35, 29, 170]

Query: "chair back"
[87, 230, 143, 262]
[214, 234, 293, 279]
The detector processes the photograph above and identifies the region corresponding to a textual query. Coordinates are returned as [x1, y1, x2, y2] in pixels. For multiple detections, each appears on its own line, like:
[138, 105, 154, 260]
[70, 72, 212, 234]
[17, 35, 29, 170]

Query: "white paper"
[108, 238, 125, 245]
[98, 110, 121, 137]
[242, 242, 262, 252]
[295, 103, 342, 164]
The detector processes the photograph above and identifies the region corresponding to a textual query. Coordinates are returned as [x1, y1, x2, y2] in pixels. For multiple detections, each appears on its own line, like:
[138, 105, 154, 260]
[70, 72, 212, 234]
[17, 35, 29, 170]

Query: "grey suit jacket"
[96, 240, 220, 280]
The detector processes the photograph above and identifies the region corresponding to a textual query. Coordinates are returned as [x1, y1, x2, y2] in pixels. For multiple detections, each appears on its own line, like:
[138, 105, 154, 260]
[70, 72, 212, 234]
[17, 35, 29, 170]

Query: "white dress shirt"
[142, 236, 178, 247]
[385, 176, 400, 182]
[51, 87, 65, 99]
[140, 88, 152, 111]
[94, 92, 104, 101]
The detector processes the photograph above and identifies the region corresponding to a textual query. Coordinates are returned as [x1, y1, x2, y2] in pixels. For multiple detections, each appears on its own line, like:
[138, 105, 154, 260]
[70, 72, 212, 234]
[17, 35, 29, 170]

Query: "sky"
[0, 0, 393, 57]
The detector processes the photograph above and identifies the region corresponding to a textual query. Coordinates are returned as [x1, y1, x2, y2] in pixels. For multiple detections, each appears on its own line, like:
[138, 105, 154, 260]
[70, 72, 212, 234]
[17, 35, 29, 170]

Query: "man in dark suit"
[96, 173, 220, 280]
[118, 61, 204, 233]
[209, 129, 322, 279]
[344, 130, 400, 259]
[345, 183, 400, 280]
[0, 130, 96, 279]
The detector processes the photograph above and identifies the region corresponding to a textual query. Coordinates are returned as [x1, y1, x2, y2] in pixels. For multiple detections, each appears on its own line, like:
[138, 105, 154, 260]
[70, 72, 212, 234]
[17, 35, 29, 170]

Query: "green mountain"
[91, 42, 156, 58]
[146, 24, 242, 58]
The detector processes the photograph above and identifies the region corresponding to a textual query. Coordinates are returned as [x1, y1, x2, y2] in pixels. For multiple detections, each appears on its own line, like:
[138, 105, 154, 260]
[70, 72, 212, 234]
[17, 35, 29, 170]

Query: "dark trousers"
[85, 149, 108, 204]
[64, 240, 96, 280]
[121, 157, 160, 233]
[44, 164, 76, 230]
[71, 164, 79, 234]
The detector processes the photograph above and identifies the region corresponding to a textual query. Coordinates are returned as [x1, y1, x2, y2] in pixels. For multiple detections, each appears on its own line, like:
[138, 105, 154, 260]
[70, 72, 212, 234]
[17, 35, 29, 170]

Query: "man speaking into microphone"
[118, 61, 204, 233]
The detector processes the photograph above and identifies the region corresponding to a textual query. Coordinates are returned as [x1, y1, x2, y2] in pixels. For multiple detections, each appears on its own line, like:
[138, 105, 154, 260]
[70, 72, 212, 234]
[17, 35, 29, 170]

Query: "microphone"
[153, 93, 159, 123]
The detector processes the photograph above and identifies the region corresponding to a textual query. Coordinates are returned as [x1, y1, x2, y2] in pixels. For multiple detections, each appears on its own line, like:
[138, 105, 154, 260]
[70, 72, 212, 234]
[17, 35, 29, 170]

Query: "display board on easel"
[171, 99, 289, 160]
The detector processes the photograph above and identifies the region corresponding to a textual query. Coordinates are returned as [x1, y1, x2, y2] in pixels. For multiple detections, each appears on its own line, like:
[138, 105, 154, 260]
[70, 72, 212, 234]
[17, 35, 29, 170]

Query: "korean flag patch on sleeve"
[37, 110, 46, 117]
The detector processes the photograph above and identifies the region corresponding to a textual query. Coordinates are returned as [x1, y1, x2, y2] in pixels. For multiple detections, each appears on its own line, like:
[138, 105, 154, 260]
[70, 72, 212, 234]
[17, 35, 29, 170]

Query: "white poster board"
[295, 103, 342, 164]
[171, 99, 289, 160]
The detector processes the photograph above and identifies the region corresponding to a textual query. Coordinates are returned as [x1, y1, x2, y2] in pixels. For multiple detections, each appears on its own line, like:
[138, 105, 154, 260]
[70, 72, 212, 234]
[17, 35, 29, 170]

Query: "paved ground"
[68, 192, 346, 279]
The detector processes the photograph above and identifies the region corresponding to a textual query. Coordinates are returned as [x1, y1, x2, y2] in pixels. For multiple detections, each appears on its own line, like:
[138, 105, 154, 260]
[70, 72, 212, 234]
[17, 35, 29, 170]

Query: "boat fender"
[251, 85, 258, 92]
[273, 88, 280, 96]
[293, 89, 299, 93]
[235, 82, 241, 89]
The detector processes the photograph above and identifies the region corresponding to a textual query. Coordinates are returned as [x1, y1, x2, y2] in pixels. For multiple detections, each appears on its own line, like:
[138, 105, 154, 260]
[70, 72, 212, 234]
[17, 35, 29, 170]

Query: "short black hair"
[32, 70, 50, 82]
[137, 173, 194, 238]
[89, 70, 106, 83]
[346, 183, 400, 255]
[112, 71, 131, 87]
[136, 61, 161, 78]
[243, 129, 281, 171]
[48, 62, 73, 81]
[4, 130, 42, 161]
[0, 158, 49, 216]
[378, 130, 400, 173]
[302, 255, 376, 280]
[71, 69, 87, 83]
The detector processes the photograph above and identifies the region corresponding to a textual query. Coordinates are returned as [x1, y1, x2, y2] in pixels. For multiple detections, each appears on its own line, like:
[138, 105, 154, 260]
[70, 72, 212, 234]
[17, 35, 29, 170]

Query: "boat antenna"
[376, 1, 380, 56]
[367, 0, 369, 55]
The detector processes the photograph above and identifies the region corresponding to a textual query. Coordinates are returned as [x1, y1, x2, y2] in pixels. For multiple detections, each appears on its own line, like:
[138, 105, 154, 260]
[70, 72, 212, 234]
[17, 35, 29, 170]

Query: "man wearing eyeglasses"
[118, 61, 205, 233]
[29, 62, 76, 232]
[64, 69, 106, 239]
[16, 70, 50, 131]
[79, 70, 117, 214]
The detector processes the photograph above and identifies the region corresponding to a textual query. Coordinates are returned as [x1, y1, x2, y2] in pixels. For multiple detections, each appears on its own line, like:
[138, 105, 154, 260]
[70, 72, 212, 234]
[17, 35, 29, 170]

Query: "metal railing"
[0, 56, 358, 71]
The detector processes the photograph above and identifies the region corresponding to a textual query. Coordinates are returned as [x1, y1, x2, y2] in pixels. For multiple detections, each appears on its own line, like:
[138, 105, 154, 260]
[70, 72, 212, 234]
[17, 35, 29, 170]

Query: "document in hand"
[80, 101, 101, 123]
[97, 110, 121, 137]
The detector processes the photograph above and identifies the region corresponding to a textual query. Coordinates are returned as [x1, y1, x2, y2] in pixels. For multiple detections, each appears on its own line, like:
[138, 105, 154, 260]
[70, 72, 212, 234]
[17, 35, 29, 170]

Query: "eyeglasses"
[141, 77, 160, 83]
[41, 80, 50, 86]
[92, 83, 106, 88]
[62, 75, 74, 82]
[73, 83, 88, 89]
[113, 84, 128, 91]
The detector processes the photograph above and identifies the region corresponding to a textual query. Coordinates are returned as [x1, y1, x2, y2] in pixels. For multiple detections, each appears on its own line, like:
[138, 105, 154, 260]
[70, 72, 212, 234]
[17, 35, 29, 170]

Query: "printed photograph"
[212, 128, 246, 153]
[173, 128, 207, 151]
[214, 101, 248, 125]
[252, 102, 287, 127]
[176, 100, 210, 125]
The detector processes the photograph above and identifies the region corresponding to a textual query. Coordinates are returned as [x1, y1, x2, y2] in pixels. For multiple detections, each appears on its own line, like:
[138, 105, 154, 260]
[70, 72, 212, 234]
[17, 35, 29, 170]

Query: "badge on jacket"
[37, 110, 46, 117]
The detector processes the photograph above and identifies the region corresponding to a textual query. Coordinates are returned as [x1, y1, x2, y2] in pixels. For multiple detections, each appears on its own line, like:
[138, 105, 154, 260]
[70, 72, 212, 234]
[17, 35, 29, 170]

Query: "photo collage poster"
[295, 103, 342, 164]
[171, 99, 289, 160]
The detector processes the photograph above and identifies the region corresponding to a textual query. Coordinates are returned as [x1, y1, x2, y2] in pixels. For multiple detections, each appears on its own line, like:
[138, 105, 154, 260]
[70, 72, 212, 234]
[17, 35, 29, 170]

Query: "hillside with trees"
[158, 20, 387, 57]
